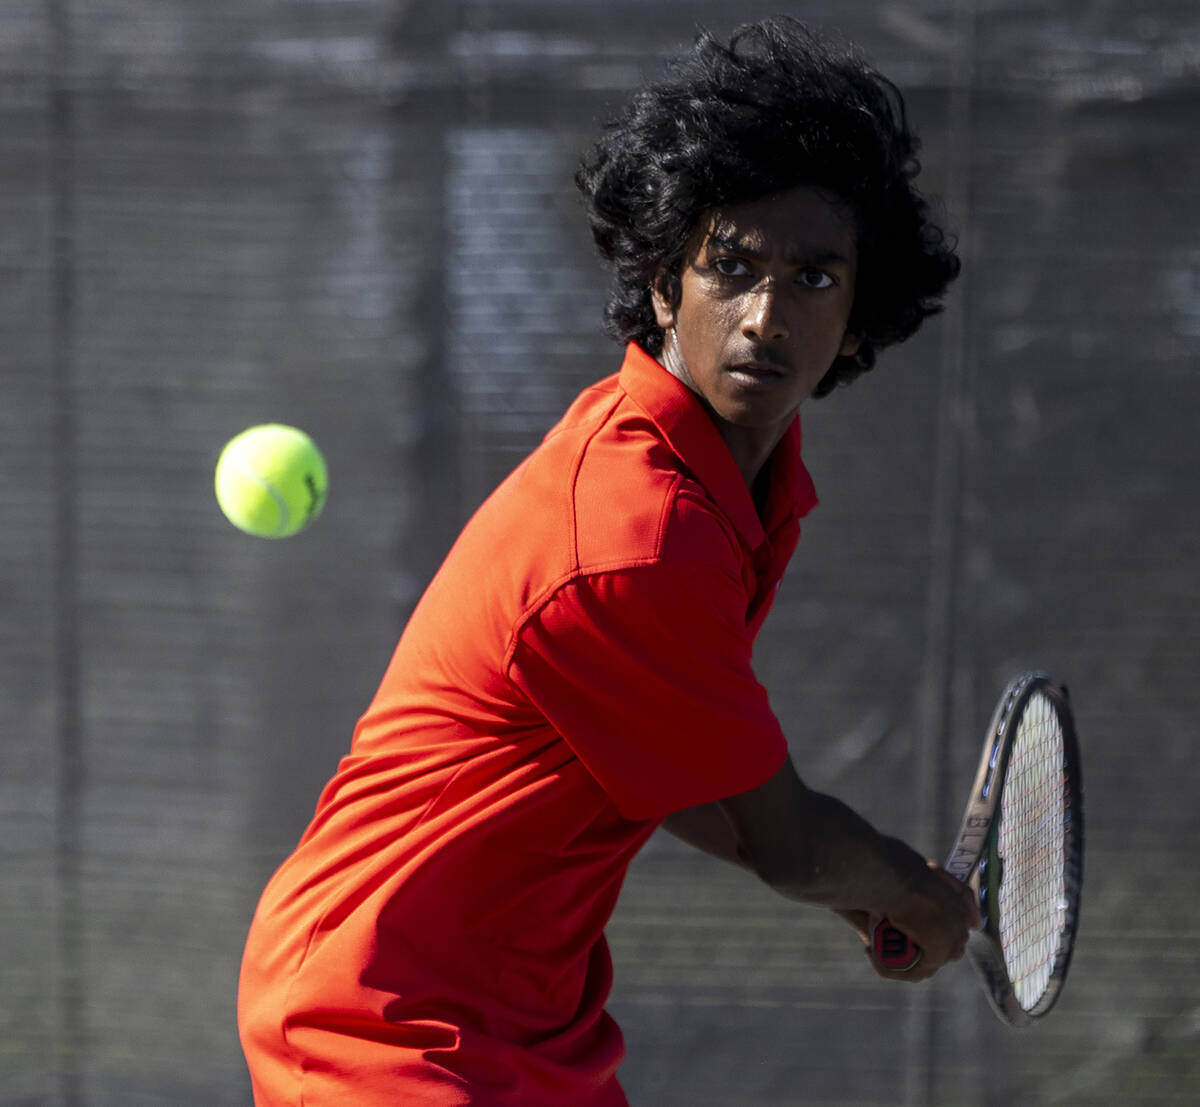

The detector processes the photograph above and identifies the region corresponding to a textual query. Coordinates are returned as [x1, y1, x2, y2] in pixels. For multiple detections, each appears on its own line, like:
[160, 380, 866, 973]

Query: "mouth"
[726, 360, 787, 385]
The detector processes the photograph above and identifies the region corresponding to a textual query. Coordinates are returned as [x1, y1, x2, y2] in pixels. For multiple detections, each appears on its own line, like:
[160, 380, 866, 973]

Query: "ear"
[839, 330, 862, 358]
[651, 273, 677, 330]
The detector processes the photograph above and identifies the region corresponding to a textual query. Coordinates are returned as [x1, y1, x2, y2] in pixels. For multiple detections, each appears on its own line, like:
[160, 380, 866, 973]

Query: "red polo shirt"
[238, 343, 818, 1105]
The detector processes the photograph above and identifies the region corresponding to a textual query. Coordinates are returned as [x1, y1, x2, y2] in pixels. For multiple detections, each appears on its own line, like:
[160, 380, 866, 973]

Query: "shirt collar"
[618, 342, 818, 549]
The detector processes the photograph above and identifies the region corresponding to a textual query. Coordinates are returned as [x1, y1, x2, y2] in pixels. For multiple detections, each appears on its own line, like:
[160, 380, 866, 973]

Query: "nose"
[740, 282, 789, 343]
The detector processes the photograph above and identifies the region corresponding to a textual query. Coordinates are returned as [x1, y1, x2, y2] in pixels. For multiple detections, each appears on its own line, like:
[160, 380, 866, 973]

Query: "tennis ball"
[214, 424, 327, 538]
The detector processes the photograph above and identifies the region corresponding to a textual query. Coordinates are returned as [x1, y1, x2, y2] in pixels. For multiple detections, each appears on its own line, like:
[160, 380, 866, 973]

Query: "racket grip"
[870, 920, 922, 971]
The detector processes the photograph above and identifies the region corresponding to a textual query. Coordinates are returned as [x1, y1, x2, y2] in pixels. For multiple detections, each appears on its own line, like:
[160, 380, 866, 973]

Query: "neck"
[719, 425, 780, 493]
[658, 331, 784, 493]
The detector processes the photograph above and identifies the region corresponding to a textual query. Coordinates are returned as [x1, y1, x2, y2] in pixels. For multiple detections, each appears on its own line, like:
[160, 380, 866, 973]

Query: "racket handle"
[870, 920, 922, 971]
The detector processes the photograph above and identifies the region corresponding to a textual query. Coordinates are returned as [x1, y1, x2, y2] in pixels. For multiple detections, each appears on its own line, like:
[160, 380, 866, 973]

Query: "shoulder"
[571, 397, 741, 575]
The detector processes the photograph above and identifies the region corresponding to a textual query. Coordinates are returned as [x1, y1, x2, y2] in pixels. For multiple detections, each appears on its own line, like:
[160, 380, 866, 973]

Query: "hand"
[833, 908, 871, 943]
[862, 861, 981, 983]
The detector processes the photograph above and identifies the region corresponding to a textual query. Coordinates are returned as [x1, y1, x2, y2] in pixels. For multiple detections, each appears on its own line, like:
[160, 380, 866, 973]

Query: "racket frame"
[963, 672, 1084, 1026]
[871, 671, 1084, 1027]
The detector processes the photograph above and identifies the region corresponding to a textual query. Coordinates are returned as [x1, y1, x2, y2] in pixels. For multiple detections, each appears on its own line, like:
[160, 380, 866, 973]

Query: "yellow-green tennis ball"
[214, 424, 328, 538]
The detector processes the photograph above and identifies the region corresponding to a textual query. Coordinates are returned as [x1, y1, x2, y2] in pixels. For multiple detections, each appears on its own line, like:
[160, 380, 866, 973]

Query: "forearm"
[714, 762, 925, 917]
[663, 802, 882, 941]
[711, 759, 980, 977]
[755, 788, 923, 913]
[663, 776, 919, 914]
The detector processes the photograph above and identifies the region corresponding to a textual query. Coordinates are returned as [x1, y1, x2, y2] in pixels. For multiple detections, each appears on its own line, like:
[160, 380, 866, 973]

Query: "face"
[653, 185, 861, 457]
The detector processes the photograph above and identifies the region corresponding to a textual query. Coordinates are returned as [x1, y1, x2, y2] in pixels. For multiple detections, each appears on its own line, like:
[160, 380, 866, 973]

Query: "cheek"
[677, 296, 738, 353]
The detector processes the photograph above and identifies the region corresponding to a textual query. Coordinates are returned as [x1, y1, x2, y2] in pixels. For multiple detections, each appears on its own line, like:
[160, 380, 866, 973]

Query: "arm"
[660, 802, 749, 869]
[664, 757, 980, 981]
[663, 799, 871, 935]
[661, 796, 865, 929]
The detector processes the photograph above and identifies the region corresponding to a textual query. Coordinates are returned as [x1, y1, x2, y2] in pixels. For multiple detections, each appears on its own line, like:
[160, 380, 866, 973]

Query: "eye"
[712, 256, 752, 278]
[798, 268, 835, 289]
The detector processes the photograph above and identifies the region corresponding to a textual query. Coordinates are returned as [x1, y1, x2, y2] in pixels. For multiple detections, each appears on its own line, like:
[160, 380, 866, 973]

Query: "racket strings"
[994, 691, 1072, 1011]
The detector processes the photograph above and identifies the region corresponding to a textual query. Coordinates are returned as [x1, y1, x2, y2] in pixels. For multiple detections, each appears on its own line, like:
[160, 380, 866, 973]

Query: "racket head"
[969, 673, 1084, 1026]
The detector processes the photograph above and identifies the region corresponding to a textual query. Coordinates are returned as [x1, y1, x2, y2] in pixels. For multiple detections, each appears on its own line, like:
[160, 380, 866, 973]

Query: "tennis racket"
[871, 671, 1084, 1026]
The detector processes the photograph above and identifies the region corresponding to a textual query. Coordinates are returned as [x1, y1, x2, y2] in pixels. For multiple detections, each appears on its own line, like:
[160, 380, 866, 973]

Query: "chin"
[717, 402, 794, 430]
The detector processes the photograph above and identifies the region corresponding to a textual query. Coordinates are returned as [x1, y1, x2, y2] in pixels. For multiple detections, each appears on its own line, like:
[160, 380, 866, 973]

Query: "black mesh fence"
[5, 1, 1200, 1103]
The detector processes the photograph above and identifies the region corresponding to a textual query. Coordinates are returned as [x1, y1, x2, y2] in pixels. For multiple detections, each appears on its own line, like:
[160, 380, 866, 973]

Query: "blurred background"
[5, 1, 1199, 1104]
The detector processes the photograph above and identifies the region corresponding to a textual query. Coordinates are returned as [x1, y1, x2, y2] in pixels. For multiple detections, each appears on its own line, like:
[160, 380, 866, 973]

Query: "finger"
[927, 863, 982, 929]
[962, 886, 983, 929]
[834, 908, 871, 942]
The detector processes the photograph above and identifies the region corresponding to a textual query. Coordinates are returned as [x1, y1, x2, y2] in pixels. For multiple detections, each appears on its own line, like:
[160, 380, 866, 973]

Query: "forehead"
[696, 185, 858, 259]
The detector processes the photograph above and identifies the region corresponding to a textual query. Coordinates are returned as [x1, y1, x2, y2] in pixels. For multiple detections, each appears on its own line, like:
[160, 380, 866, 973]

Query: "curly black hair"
[575, 17, 960, 397]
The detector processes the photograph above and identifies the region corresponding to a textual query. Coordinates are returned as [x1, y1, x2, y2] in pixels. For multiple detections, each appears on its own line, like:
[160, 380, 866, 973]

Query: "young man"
[239, 18, 979, 1105]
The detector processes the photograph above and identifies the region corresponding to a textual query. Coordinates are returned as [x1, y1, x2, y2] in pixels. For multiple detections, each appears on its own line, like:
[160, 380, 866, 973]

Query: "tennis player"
[239, 18, 980, 1105]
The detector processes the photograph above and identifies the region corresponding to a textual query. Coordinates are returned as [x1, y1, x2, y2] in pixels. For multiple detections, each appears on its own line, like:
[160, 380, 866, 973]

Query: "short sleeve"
[507, 554, 788, 822]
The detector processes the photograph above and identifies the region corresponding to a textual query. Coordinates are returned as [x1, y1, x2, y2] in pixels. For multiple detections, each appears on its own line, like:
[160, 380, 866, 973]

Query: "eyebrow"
[705, 232, 852, 267]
